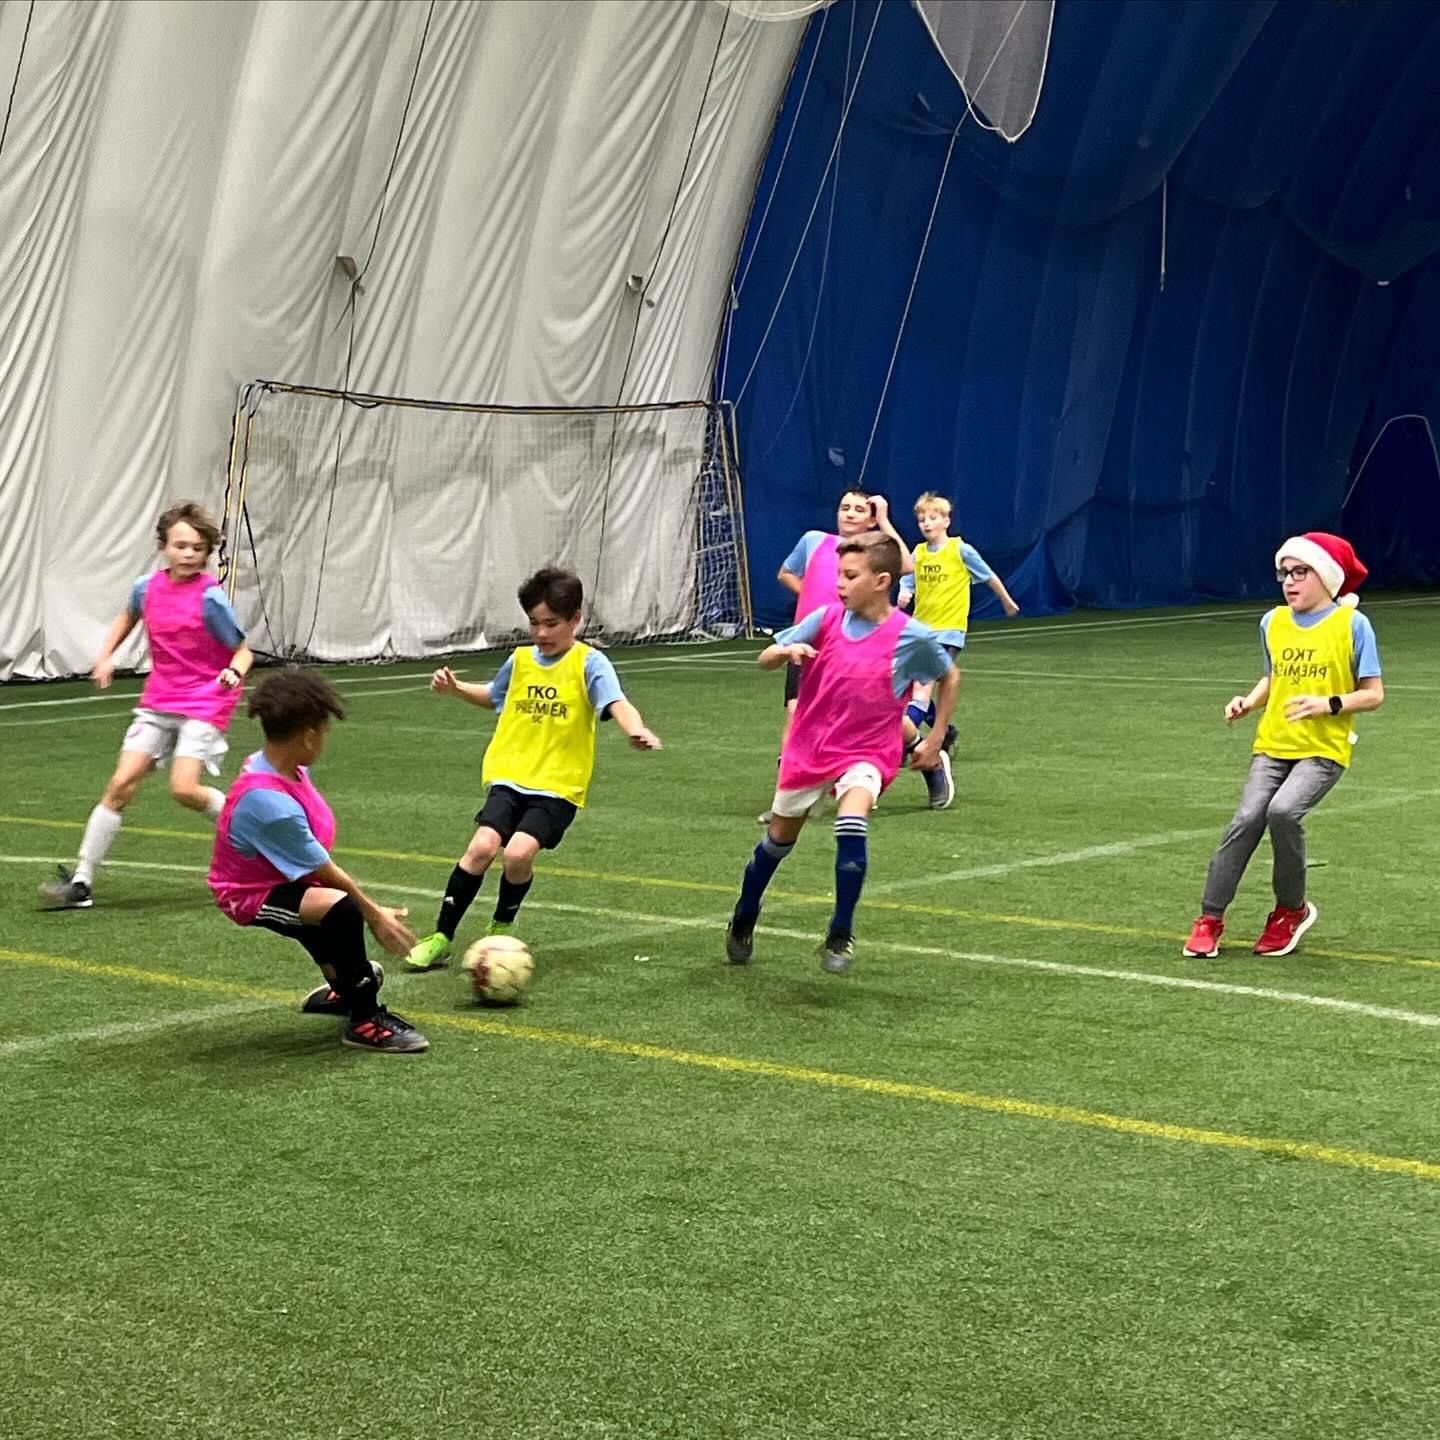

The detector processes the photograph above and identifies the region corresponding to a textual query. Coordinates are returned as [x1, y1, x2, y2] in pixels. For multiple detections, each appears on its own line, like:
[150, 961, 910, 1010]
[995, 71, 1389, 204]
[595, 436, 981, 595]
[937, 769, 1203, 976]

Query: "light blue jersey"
[776, 607, 952, 698]
[227, 755, 329, 881]
[128, 574, 246, 649]
[1260, 606, 1381, 678]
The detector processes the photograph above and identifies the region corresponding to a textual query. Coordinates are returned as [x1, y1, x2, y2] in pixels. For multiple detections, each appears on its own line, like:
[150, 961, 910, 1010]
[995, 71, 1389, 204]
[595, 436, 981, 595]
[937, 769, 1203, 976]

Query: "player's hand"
[783, 643, 818, 665]
[92, 657, 115, 690]
[909, 735, 942, 770]
[1003, 599, 1021, 618]
[870, 494, 890, 526]
[898, 591, 913, 611]
[367, 905, 417, 956]
[217, 665, 242, 689]
[432, 666, 460, 696]
[629, 728, 663, 751]
[1284, 694, 1327, 721]
[1224, 695, 1251, 724]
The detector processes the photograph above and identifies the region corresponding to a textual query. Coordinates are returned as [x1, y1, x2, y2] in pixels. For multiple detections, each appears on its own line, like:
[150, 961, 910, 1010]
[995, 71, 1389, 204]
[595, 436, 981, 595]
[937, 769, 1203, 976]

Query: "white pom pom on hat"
[1275, 532, 1368, 608]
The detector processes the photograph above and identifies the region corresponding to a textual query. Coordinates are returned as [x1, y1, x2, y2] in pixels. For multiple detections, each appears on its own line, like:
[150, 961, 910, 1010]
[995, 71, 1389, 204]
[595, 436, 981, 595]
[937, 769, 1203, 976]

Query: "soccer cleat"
[819, 928, 855, 975]
[405, 932, 452, 972]
[485, 919, 515, 938]
[37, 865, 93, 910]
[940, 724, 958, 755]
[1253, 902, 1318, 957]
[922, 750, 955, 810]
[1182, 915, 1224, 959]
[341, 1007, 429, 1054]
[301, 962, 384, 1015]
[725, 909, 756, 965]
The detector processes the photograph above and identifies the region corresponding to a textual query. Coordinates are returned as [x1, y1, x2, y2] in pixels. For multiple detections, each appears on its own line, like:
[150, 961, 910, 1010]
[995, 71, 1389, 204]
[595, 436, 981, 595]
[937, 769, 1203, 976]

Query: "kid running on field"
[40, 501, 253, 910]
[208, 670, 428, 1054]
[726, 532, 958, 975]
[898, 491, 1020, 809]
[1183, 532, 1383, 960]
[761, 488, 914, 822]
[405, 567, 662, 972]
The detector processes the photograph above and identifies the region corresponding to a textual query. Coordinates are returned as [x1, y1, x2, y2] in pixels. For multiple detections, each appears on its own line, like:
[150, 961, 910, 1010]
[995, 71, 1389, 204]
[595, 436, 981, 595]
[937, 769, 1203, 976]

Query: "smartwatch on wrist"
[1328, 694, 1343, 716]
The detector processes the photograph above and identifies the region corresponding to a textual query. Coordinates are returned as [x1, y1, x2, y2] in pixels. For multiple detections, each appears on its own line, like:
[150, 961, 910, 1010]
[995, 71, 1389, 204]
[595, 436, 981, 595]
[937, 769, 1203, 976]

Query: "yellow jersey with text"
[1253, 605, 1357, 767]
[911, 537, 973, 633]
[482, 643, 598, 806]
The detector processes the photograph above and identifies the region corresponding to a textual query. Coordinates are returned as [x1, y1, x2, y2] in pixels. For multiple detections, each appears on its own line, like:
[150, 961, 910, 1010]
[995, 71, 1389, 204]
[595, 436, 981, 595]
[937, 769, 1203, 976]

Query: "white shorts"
[122, 708, 229, 776]
[771, 762, 884, 818]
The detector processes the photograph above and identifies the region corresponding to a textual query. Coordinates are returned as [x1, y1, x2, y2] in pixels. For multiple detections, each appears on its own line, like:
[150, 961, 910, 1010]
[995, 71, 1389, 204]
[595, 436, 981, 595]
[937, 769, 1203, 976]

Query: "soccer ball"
[461, 935, 533, 1005]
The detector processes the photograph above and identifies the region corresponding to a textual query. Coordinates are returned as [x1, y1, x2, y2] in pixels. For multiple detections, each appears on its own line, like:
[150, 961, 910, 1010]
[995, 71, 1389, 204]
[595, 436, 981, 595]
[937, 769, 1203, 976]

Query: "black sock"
[494, 875, 532, 925]
[319, 897, 380, 1023]
[437, 864, 484, 940]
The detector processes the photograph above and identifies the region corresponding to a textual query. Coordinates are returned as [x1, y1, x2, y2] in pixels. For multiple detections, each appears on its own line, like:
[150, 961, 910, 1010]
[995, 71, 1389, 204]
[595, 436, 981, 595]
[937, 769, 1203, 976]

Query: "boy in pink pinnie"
[726, 533, 958, 974]
[39, 502, 253, 910]
[209, 671, 426, 1054]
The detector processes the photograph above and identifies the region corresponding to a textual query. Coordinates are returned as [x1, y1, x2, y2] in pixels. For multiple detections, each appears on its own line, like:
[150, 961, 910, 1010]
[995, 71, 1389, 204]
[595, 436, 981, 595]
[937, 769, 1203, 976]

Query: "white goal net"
[219, 382, 752, 662]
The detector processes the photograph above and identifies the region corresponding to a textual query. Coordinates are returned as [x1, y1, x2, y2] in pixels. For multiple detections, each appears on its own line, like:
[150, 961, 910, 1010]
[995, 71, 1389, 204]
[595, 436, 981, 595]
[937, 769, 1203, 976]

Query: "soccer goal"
[219, 381, 753, 662]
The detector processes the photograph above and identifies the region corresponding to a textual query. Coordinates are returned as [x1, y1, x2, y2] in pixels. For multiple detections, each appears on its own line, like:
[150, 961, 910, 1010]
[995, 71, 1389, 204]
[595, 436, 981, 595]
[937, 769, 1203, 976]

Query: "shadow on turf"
[185, 1024, 362, 1068]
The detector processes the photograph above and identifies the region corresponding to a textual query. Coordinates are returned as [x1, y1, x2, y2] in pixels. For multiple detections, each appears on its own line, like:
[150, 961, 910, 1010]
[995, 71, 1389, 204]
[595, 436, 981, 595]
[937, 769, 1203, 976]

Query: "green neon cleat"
[405, 932, 453, 972]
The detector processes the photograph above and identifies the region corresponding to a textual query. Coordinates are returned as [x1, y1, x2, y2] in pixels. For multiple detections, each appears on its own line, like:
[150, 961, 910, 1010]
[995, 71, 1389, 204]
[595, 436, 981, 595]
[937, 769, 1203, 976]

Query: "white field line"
[7, 591, 1434, 709]
[869, 783, 1440, 896]
[3, 856, 1438, 1034]
[0, 1002, 274, 1059]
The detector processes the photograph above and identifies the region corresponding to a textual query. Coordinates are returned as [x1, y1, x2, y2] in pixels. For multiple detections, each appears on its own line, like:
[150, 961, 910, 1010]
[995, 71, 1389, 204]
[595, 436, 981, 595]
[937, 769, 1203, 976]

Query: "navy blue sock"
[905, 702, 927, 729]
[737, 833, 795, 921]
[924, 700, 938, 729]
[831, 816, 868, 935]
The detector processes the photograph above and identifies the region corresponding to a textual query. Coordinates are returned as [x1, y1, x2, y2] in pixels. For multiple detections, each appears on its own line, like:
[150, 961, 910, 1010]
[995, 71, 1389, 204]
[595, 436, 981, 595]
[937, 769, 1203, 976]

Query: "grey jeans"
[1201, 754, 1344, 916]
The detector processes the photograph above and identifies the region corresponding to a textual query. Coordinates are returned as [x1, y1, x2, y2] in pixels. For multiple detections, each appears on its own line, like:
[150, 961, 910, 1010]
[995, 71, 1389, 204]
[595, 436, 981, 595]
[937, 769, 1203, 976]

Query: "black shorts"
[476, 785, 577, 850]
[784, 661, 802, 705]
[250, 881, 311, 938]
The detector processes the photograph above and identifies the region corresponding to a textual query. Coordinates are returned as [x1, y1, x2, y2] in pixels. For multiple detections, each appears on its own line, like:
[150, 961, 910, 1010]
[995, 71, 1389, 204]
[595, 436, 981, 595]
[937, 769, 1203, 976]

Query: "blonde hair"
[913, 491, 952, 518]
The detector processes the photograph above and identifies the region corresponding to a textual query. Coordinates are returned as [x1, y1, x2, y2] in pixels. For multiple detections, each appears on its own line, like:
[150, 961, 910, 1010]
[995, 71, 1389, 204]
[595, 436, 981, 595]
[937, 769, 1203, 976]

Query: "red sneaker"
[1253, 902, 1318, 956]
[1182, 915, 1224, 958]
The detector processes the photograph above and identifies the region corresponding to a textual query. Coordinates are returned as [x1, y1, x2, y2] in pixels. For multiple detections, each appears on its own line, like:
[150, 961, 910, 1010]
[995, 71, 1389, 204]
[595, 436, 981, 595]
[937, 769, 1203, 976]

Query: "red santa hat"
[1274, 532, 1368, 608]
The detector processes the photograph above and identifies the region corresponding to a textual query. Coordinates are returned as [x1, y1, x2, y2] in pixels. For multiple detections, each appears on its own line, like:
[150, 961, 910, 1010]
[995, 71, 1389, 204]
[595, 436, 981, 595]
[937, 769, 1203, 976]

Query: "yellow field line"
[3, 944, 1438, 1183]
[3, 812, 1434, 971]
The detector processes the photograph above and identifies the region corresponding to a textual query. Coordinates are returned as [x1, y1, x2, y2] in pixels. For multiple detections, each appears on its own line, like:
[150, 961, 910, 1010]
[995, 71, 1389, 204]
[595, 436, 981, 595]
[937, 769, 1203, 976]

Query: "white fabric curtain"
[0, 0, 804, 678]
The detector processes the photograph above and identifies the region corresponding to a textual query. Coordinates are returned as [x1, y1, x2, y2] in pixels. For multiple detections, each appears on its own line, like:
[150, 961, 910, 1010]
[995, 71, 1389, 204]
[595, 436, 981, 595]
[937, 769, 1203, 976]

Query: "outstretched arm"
[432, 666, 494, 709]
[608, 699, 662, 750]
[92, 610, 141, 689]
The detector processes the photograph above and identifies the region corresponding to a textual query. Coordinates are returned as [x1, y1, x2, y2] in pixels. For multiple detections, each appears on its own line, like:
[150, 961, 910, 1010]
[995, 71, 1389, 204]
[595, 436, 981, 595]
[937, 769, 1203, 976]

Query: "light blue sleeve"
[489, 655, 515, 710]
[1352, 612, 1381, 678]
[781, 531, 824, 576]
[899, 572, 916, 598]
[584, 650, 627, 717]
[127, 575, 149, 617]
[893, 618, 953, 691]
[774, 607, 827, 648]
[960, 542, 995, 583]
[202, 589, 246, 649]
[229, 791, 330, 880]
[1260, 610, 1274, 674]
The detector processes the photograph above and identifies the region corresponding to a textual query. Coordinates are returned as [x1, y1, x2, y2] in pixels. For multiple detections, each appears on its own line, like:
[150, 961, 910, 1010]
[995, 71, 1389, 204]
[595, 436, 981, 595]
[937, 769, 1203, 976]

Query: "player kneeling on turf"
[208, 671, 427, 1054]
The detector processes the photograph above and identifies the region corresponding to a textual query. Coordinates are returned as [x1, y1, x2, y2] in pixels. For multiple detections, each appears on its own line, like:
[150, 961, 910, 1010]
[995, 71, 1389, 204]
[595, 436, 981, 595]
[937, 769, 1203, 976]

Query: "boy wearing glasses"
[1183, 533, 1383, 960]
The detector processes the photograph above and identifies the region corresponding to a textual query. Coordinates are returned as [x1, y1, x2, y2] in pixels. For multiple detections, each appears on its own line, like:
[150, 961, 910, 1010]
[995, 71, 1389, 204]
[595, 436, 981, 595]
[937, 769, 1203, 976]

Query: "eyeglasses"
[1275, 565, 1312, 583]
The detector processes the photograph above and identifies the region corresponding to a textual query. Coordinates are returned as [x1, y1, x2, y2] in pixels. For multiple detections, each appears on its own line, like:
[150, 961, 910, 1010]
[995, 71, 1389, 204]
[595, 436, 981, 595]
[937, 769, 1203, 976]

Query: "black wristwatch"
[1328, 694, 1344, 716]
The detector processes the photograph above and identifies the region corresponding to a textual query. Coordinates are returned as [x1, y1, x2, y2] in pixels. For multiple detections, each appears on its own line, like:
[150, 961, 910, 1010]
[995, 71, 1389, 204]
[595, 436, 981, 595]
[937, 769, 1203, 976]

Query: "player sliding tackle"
[726, 533, 958, 975]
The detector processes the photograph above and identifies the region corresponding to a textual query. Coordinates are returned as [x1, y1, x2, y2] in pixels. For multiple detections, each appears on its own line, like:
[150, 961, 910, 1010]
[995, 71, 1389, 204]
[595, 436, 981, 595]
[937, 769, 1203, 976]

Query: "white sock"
[74, 804, 123, 886]
[203, 787, 225, 822]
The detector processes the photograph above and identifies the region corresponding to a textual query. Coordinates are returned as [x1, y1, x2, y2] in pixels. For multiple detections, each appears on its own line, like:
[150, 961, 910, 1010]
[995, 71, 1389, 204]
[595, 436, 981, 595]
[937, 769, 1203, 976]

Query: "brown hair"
[838, 531, 902, 584]
[247, 670, 346, 741]
[156, 501, 221, 555]
[518, 567, 584, 620]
